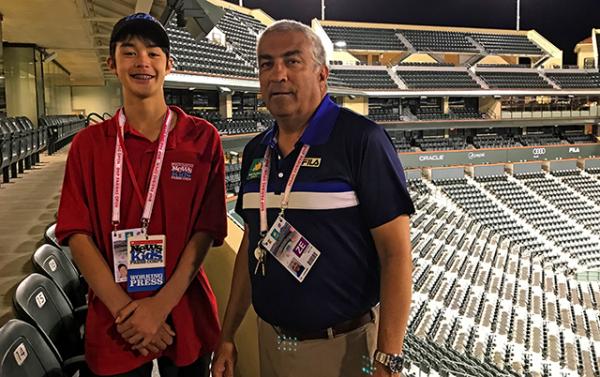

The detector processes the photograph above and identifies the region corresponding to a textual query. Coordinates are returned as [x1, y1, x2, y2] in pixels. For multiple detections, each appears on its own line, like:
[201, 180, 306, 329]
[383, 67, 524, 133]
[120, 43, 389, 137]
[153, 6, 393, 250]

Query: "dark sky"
[226, 0, 599, 64]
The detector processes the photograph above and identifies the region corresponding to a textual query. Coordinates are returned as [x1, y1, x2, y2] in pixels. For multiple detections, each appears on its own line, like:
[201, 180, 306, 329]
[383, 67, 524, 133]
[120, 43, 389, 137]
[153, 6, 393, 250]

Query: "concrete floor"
[0, 148, 68, 325]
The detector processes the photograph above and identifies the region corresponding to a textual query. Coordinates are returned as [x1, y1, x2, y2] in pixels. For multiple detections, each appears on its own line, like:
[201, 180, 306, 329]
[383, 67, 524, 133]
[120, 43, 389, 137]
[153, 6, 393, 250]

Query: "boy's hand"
[115, 297, 172, 348]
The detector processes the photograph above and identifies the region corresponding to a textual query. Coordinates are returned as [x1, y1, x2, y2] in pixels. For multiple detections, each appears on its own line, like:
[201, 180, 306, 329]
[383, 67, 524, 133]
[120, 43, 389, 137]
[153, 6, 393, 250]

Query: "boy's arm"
[68, 234, 131, 317]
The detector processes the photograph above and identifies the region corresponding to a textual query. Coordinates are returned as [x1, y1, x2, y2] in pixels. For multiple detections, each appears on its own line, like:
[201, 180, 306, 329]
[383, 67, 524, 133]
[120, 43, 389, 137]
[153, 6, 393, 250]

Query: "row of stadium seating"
[544, 72, 600, 89]
[0, 223, 88, 376]
[477, 71, 553, 89]
[225, 161, 241, 194]
[167, 11, 258, 78]
[328, 69, 398, 89]
[1, 117, 44, 184]
[396, 70, 480, 89]
[326, 68, 600, 90]
[215, 9, 263, 66]
[0, 115, 84, 184]
[321, 25, 544, 55]
[403, 168, 600, 376]
[387, 131, 595, 152]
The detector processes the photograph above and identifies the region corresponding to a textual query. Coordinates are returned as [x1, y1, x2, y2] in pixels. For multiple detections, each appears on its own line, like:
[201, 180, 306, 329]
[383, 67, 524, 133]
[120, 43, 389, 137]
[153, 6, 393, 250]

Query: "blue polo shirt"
[235, 95, 415, 331]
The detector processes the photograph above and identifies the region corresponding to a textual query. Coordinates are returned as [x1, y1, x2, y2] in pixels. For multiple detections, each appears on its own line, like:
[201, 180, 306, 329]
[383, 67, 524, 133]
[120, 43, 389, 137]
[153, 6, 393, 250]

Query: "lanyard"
[111, 107, 172, 232]
[258, 143, 310, 235]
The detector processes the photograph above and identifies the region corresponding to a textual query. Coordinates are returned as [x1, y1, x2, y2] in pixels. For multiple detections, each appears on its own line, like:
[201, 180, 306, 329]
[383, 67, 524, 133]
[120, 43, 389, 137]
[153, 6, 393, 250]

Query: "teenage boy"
[56, 13, 226, 377]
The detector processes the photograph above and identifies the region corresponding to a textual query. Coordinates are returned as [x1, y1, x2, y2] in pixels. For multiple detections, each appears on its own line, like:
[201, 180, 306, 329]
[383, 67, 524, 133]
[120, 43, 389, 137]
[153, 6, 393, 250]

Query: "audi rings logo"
[532, 148, 546, 155]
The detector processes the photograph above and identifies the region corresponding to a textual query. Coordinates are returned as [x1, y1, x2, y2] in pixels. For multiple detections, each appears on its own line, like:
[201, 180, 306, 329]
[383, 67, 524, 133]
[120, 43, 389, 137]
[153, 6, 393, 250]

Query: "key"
[254, 259, 262, 275]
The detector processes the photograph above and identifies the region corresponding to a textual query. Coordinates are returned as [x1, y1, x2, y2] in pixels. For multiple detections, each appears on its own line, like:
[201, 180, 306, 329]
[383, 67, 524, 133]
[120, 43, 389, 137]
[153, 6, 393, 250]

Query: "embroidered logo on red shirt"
[171, 162, 194, 181]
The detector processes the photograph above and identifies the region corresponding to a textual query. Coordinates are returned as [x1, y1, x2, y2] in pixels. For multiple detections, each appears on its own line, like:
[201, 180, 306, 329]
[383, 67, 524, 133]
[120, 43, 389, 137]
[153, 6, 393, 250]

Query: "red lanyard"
[111, 108, 172, 232]
[258, 143, 310, 235]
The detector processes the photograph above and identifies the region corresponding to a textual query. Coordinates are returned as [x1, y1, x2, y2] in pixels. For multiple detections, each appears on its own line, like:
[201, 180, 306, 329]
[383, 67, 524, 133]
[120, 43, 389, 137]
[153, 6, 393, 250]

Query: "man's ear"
[318, 64, 329, 91]
[107, 56, 117, 75]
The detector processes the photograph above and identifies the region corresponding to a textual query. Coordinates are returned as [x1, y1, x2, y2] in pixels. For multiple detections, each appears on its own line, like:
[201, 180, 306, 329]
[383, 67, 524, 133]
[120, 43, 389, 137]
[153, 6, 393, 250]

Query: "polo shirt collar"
[105, 105, 187, 150]
[260, 94, 340, 147]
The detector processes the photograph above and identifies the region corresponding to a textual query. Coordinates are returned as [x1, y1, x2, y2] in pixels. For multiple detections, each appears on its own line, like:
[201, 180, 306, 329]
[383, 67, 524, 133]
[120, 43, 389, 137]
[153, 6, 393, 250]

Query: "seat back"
[18, 117, 38, 153]
[45, 223, 60, 249]
[0, 119, 10, 169]
[0, 119, 18, 163]
[0, 319, 63, 377]
[5, 118, 25, 158]
[44, 223, 74, 262]
[13, 273, 82, 362]
[32, 245, 86, 308]
[12, 118, 32, 156]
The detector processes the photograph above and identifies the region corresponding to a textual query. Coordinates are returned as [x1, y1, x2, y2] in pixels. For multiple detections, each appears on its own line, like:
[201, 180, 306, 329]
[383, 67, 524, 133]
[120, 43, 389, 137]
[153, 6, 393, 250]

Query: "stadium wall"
[71, 81, 122, 116]
[204, 218, 259, 377]
[398, 144, 600, 168]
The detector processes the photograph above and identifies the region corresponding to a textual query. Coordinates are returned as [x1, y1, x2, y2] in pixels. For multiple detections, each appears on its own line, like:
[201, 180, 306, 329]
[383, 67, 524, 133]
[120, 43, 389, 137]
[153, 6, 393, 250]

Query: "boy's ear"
[107, 56, 116, 74]
[166, 56, 174, 73]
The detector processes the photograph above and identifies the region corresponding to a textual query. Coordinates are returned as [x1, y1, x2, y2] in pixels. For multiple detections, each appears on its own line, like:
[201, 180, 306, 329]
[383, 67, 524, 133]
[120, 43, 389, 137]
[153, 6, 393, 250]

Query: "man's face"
[258, 30, 328, 121]
[108, 36, 171, 100]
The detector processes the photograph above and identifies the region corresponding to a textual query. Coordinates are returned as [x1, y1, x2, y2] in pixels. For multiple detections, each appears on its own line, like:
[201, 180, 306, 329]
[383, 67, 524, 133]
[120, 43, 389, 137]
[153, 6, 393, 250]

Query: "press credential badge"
[126, 234, 166, 292]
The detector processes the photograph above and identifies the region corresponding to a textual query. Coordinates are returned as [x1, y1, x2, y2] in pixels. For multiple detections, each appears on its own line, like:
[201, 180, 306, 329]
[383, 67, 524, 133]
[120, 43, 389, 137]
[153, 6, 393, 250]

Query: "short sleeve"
[55, 133, 94, 245]
[354, 124, 415, 229]
[234, 140, 258, 223]
[193, 131, 228, 246]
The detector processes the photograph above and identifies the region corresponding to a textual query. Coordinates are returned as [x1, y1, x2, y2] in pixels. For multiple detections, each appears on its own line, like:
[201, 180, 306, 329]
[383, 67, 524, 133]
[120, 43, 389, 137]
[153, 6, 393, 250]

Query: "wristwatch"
[373, 350, 404, 374]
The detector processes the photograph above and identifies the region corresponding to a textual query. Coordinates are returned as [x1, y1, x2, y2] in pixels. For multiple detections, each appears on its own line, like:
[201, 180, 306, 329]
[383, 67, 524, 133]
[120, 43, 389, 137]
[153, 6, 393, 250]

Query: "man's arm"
[370, 215, 412, 376]
[212, 225, 252, 377]
[115, 231, 214, 347]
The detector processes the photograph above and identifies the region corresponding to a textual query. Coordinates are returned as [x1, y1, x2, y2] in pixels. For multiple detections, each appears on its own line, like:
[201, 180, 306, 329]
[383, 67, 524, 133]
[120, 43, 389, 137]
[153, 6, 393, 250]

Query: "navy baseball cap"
[110, 13, 170, 53]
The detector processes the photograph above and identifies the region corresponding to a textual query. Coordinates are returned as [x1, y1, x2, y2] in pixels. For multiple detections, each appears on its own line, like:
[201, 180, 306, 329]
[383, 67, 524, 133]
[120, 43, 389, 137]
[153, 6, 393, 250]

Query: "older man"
[212, 20, 414, 377]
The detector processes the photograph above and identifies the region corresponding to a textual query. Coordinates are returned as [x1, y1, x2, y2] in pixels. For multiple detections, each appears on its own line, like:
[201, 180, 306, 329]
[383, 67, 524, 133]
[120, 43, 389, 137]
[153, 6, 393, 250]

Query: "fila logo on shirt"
[171, 162, 194, 181]
[301, 158, 321, 168]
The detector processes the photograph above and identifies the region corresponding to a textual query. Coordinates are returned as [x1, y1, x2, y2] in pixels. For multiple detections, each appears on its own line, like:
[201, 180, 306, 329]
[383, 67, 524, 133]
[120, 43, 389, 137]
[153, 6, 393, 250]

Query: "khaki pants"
[257, 308, 379, 377]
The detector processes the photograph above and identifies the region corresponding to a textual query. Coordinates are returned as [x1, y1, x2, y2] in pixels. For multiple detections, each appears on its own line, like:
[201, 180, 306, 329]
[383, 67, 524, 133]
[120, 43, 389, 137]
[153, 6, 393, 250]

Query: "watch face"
[388, 356, 403, 373]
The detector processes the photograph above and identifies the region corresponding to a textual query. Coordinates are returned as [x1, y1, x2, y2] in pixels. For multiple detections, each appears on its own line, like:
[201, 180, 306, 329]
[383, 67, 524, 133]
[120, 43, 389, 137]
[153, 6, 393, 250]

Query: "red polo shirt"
[55, 106, 226, 375]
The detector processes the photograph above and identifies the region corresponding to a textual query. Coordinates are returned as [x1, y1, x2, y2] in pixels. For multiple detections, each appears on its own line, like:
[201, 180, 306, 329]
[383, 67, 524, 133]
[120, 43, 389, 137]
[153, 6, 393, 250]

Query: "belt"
[273, 310, 374, 341]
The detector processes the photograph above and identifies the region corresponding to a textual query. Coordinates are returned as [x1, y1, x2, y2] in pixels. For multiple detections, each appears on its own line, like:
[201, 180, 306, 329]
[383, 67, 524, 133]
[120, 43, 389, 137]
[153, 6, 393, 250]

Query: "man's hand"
[115, 296, 171, 348]
[211, 341, 237, 377]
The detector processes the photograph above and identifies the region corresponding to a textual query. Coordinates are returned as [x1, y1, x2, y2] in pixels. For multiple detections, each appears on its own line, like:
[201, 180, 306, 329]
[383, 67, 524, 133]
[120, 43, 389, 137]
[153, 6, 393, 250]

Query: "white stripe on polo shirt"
[242, 191, 359, 210]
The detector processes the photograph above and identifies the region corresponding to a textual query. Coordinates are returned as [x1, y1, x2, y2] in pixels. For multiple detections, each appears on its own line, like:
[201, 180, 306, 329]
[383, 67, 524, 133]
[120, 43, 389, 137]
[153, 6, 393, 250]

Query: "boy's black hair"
[109, 13, 170, 60]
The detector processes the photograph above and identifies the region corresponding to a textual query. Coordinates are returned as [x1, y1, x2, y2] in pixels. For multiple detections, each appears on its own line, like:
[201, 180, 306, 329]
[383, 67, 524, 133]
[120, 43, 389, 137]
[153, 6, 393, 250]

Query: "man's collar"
[260, 95, 340, 147]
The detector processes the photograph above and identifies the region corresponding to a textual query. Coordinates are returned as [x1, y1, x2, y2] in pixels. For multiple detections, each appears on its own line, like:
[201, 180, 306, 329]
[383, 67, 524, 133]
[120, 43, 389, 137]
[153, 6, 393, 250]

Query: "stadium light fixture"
[334, 41, 347, 49]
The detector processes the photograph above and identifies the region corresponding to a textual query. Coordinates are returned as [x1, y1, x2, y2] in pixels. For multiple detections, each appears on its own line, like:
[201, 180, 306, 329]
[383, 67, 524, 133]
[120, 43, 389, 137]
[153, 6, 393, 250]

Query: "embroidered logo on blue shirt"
[171, 162, 194, 181]
[247, 158, 263, 180]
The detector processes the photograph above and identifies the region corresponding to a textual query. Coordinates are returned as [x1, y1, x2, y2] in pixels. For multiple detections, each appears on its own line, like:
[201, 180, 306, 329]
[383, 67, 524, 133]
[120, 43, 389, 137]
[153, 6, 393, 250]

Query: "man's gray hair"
[257, 19, 327, 67]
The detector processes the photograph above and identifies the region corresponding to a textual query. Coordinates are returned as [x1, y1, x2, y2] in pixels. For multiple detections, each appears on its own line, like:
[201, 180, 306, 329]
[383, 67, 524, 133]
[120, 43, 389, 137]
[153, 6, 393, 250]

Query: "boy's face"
[108, 35, 171, 101]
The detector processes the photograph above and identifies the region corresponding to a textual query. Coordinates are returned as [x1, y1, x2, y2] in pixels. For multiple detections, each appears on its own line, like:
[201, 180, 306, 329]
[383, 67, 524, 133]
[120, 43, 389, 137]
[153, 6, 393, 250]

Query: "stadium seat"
[0, 319, 63, 377]
[44, 223, 73, 262]
[31, 244, 87, 309]
[0, 118, 21, 180]
[13, 273, 86, 372]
